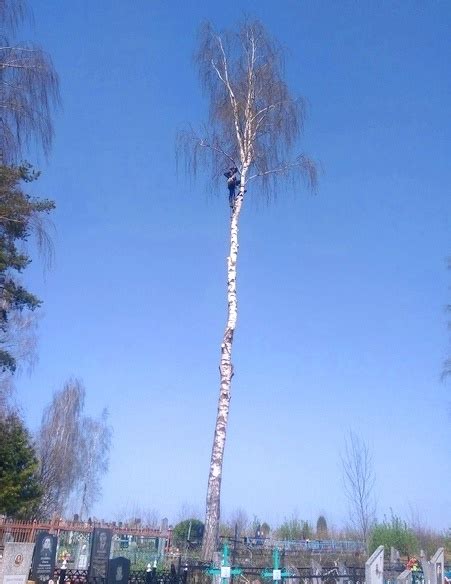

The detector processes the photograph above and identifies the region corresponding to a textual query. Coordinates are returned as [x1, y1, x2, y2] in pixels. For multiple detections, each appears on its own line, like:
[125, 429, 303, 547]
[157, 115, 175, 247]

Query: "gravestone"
[31, 533, 57, 584]
[311, 559, 322, 584]
[88, 529, 112, 581]
[0, 542, 35, 584]
[420, 550, 431, 584]
[365, 545, 384, 584]
[74, 543, 89, 570]
[337, 560, 349, 584]
[157, 537, 166, 559]
[431, 548, 444, 584]
[391, 548, 401, 566]
[107, 557, 130, 584]
[397, 570, 412, 584]
[420, 548, 444, 584]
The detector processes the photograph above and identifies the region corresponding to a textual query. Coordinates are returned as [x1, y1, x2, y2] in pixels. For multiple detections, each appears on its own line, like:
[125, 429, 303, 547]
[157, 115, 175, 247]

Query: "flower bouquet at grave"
[406, 558, 420, 571]
[58, 550, 71, 562]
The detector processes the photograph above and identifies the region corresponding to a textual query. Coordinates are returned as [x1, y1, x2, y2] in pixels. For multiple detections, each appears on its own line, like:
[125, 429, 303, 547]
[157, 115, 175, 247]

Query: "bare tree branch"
[0, 2, 60, 162]
[37, 378, 85, 519]
[36, 379, 112, 520]
[78, 409, 112, 519]
[341, 431, 376, 550]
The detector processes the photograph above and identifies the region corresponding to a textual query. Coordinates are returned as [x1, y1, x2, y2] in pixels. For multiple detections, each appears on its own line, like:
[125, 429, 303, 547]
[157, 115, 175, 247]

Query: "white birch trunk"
[201, 168, 248, 561]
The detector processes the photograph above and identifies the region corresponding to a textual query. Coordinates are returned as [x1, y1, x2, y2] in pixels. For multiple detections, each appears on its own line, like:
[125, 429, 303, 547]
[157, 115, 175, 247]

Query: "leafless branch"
[0, 2, 60, 162]
[177, 18, 317, 201]
[341, 431, 376, 550]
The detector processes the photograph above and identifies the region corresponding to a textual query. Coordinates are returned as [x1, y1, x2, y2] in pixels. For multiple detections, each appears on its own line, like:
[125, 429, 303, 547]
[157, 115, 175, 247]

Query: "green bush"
[172, 519, 204, 549]
[369, 515, 418, 556]
[276, 516, 312, 541]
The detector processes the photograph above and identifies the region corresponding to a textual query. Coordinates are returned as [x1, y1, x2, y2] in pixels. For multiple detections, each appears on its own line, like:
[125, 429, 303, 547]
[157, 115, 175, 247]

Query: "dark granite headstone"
[107, 557, 130, 584]
[31, 533, 57, 584]
[88, 529, 112, 581]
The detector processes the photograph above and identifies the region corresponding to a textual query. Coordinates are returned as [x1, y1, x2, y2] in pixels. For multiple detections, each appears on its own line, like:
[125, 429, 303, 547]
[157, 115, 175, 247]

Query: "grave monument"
[0, 542, 35, 584]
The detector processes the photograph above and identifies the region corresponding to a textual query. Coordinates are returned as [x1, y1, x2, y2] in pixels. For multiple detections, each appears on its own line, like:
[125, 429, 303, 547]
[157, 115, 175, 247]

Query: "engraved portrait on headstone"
[88, 529, 112, 581]
[31, 533, 57, 584]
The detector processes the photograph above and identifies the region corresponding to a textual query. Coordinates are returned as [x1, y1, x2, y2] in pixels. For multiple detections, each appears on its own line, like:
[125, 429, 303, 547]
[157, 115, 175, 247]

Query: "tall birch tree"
[37, 378, 85, 518]
[179, 20, 317, 561]
[37, 378, 112, 519]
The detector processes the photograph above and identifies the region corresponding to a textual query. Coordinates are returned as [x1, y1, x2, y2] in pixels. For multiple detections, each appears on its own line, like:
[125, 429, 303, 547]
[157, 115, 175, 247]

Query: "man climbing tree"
[224, 167, 239, 209]
[178, 19, 317, 560]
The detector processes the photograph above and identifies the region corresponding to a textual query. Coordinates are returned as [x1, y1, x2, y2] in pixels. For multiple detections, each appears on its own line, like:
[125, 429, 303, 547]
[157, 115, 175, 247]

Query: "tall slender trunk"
[201, 170, 247, 561]
[80, 481, 87, 520]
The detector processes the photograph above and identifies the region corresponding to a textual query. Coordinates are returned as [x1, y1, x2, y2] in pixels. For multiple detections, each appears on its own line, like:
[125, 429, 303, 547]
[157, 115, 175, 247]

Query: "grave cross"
[261, 548, 293, 584]
[206, 543, 242, 584]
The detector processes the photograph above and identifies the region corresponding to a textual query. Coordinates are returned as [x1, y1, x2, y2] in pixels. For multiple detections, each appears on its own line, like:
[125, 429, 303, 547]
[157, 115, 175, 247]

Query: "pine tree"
[0, 163, 54, 374]
[0, 413, 42, 518]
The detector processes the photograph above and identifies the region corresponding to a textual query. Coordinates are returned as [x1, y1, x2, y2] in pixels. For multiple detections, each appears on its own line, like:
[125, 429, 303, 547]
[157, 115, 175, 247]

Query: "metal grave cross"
[261, 548, 293, 584]
[206, 543, 242, 584]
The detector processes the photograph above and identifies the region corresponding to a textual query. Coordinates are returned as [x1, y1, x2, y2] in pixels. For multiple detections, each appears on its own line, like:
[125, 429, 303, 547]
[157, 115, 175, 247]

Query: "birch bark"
[196, 21, 315, 562]
[201, 168, 247, 561]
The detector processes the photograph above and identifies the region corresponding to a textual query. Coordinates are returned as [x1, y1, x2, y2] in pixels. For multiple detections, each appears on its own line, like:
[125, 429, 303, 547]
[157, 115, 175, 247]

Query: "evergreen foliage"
[172, 519, 205, 549]
[0, 413, 42, 518]
[316, 515, 328, 539]
[0, 163, 54, 373]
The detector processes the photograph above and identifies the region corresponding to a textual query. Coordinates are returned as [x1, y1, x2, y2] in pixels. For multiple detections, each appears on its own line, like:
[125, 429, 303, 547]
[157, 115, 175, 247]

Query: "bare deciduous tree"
[341, 431, 376, 550]
[0, 310, 39, 413]
[178, 19, 317, 560]
[37, 378, 85, 518]
[37, 379, 112, 519]
[0, 0, 60, 163]
[114, 503, 161, 528]
[220, 507, 250, 539]
[78, 408, 112, 519]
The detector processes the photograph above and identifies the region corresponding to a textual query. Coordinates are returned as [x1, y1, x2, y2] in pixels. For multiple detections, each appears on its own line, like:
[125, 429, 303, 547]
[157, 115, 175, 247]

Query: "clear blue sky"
[15, 0, 450, 530]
